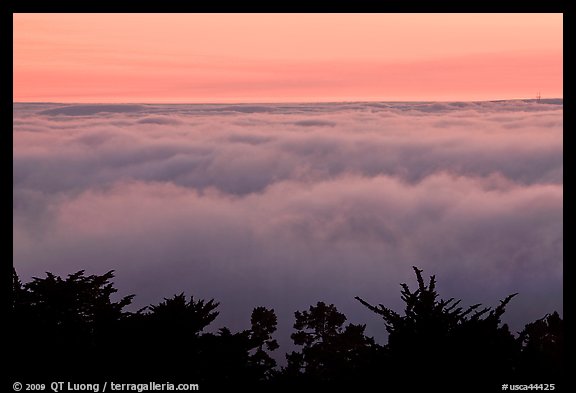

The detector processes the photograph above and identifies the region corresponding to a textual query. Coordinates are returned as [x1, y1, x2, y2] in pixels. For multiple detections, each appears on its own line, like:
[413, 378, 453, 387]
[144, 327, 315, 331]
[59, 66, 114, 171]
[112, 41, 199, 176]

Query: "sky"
[13, 13, 562, 103]
[12, 12, 563, 360]
[13, 100, 563, 356]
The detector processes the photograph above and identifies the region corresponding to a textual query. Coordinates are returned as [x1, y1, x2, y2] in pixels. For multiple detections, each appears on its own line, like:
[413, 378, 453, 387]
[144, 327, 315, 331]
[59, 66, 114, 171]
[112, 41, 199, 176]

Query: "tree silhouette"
[517, 311, 563, 378]
[248, 306, 279, 378]
[356, 266, 519, 387]
[147, 293, 219, 335]
[12, 267, 29, 316]
[11, 269, 134, 378]
[184, 307, 279, 386]
[10, 266, 563, 389]
[285, 301, 382, 386]
[125, 293, 220, 377]
[12, 267, 24, 297]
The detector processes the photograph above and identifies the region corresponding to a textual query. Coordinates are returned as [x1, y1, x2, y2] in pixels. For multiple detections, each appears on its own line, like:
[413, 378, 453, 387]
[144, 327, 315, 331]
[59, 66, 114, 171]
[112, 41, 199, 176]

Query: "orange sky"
[13, 13, 562, 103]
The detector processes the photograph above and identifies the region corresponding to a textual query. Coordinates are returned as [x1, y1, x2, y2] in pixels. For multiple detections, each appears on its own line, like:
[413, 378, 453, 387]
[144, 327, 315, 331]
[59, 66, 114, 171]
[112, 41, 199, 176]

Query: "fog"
[13, 100, 563, 356]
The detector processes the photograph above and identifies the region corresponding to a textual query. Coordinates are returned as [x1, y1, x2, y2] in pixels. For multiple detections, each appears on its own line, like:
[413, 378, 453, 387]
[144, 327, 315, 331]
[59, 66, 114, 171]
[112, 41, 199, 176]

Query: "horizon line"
[12, 97, 564, 106]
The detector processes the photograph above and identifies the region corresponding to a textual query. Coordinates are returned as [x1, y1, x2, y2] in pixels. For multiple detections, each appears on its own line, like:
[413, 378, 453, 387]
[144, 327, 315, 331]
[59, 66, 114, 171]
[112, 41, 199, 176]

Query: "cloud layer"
[13, 100, 563, 352]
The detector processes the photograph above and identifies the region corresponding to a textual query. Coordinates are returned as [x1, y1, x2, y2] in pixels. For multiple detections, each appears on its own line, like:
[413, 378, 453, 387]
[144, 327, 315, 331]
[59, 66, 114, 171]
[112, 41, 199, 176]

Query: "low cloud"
[39, 104, 145, 116]
[13, 100, 563, 352]
[292, 119, 337, 127]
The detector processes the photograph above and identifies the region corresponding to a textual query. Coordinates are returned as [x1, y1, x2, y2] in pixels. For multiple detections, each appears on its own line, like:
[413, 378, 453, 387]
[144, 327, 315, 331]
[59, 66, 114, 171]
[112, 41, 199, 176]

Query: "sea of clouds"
[13, 100, 563, 353]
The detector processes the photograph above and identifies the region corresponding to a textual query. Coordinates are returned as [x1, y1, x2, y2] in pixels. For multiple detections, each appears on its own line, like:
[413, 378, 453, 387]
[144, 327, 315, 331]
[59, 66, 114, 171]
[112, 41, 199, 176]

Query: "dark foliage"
[11, 268, 134, 378]
[354, 266, 558, 388]
[517, 311, 563, 379]
[286, 302, 380, 377]
[10, 266, 563, 390]
[248, 306, 279, 378]
[281, 301, 383, 389]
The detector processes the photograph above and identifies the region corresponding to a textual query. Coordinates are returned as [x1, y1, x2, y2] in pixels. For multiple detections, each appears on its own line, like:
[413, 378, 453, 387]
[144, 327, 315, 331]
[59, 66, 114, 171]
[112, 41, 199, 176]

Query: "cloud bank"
[13, 100, 563, 352]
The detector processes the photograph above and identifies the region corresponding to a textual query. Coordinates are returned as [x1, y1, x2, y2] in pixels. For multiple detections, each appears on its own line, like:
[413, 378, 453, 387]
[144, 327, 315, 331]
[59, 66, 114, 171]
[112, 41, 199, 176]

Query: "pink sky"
[13, 13, 562, 103]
